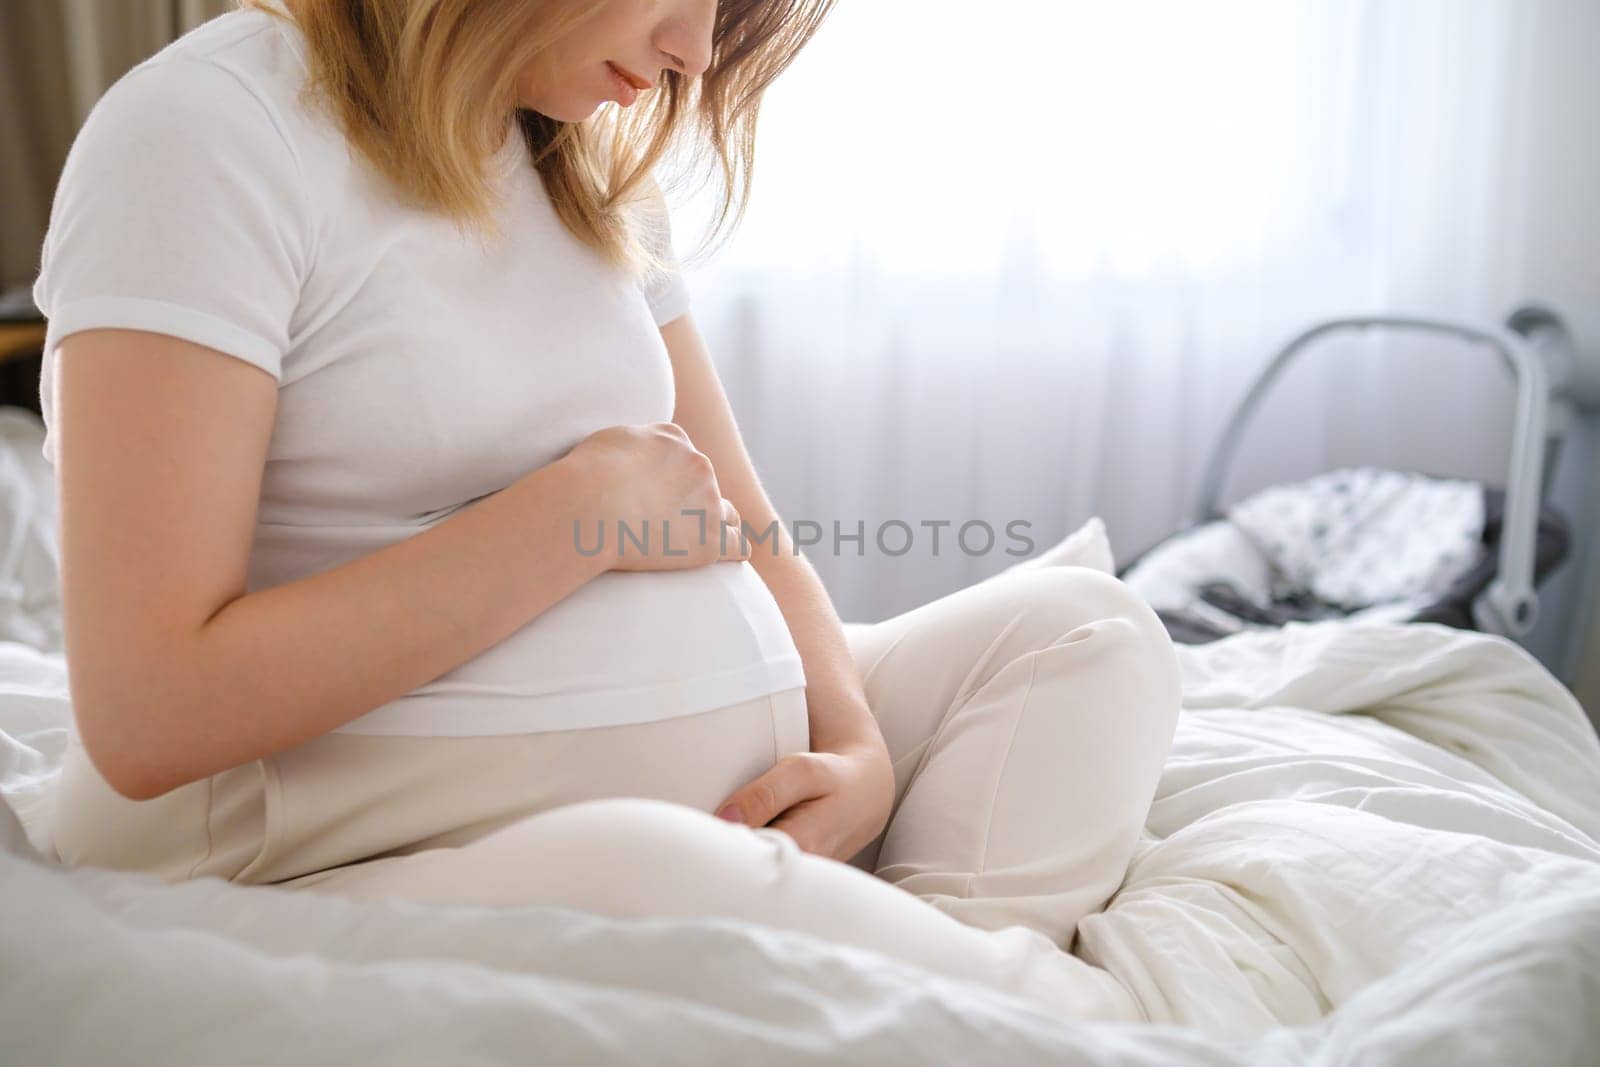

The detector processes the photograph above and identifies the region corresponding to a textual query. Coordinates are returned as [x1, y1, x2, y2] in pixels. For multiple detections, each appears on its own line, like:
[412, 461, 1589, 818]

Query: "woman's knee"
[1010, 568, 1183, 719]
[1006, 567, 1171, 650]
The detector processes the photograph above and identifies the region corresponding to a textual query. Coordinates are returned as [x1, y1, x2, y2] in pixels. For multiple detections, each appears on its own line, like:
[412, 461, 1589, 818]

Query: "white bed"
[3, 407, 1597, 1065]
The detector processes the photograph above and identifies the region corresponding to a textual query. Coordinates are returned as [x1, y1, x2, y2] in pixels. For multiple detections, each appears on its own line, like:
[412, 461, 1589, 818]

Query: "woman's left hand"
[714, 726, 896, 863]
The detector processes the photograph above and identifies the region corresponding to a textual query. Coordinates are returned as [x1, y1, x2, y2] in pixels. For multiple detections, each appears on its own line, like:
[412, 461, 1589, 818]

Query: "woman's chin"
[518, 97, 605, 124]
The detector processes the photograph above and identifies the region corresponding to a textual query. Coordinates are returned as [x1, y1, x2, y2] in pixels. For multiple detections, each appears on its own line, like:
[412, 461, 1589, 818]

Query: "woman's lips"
[605, 61, 651, 106]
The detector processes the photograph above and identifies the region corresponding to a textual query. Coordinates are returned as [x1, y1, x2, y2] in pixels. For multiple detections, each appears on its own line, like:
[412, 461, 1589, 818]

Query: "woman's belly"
[249, 522, 806, 737]
[50, 685, 814, 884]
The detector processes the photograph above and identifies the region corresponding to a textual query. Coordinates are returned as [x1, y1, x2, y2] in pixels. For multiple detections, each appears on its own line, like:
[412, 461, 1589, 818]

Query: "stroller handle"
[1192, 314, 1551, 640]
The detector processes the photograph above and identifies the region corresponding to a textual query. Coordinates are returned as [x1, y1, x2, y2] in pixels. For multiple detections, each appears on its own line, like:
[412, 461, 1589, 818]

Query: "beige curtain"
[0, 0, 235, 293]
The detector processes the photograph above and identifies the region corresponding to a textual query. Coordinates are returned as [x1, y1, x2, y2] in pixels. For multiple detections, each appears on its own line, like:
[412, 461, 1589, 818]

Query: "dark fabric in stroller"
[1120, 487, 1571, 645]
[1411, 488, 1571, 631]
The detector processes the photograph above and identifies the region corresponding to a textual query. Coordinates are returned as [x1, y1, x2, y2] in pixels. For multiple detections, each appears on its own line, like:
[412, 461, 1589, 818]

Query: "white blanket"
[3, 622, 1598, 1065]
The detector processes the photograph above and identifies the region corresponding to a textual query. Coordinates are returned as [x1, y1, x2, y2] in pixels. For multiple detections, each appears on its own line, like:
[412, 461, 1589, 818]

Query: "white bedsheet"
[3, 621, 1598, 1064]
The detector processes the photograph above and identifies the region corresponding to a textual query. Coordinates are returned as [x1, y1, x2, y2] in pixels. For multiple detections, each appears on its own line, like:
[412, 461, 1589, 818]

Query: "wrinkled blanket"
[3, 621, 1598, 1065]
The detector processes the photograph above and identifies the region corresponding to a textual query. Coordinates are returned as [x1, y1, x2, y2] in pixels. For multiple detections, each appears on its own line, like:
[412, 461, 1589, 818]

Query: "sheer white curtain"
[673, 0, 1590, 644]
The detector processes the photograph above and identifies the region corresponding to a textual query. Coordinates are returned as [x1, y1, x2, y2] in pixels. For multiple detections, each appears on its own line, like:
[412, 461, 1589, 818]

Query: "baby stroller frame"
[1190, 303, 1600, 640]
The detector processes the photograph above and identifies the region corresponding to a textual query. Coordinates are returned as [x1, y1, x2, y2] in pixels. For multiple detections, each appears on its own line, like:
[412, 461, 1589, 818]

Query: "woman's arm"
[659, 313, 895, 861]
[58, 328, 616, 800]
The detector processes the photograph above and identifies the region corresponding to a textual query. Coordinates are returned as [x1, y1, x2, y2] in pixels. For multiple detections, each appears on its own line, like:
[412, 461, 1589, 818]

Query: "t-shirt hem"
[330, 653, 808, 737]
[42, 296, 284, 381]
[647, 283, 692, 328]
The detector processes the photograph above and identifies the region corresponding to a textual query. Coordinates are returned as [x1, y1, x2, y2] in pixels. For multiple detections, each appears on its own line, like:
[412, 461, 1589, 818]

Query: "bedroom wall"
[1507, 0, 1600, 721]
[687, 0, 1600, 717]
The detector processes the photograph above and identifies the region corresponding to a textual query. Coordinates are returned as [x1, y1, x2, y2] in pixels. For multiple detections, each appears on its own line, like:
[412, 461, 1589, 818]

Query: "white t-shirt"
[32, 10, 805, 737]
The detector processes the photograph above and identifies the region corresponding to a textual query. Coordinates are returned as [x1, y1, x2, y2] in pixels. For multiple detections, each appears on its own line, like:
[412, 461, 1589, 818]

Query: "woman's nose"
[656, 0, 716, 80]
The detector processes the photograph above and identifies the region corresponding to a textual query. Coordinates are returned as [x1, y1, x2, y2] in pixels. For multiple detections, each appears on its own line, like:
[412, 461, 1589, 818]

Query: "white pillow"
[0, 408, 62, 654]
[1120, 519, 1274, 613]
[995, 515, 1116, 578]
[839, 517, 1115, 637]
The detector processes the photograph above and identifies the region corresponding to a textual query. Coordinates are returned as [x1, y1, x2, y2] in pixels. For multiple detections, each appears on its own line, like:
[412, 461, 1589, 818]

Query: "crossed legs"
[284, 566, 1181, 1019]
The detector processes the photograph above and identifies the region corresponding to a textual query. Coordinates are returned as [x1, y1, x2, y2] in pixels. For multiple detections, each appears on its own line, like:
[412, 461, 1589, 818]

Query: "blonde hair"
[243, 0, 836, 277]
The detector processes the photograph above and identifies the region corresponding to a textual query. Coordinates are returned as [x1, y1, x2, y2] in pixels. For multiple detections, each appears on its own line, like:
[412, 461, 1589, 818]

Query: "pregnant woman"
[38, 0, 1180, 1020]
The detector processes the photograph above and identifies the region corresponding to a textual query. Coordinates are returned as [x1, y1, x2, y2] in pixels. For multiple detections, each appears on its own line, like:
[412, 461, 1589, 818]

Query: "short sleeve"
[32, 54, 312, 463]
[636, 185, 692, 328]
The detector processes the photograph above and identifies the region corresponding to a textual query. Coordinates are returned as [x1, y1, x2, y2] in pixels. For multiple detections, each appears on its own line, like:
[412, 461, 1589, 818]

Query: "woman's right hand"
[558, 422, 753, 573]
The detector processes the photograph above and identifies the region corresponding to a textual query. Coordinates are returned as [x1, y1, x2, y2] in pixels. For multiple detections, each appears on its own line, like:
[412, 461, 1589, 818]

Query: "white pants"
[52, 565, 1181, 1020]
